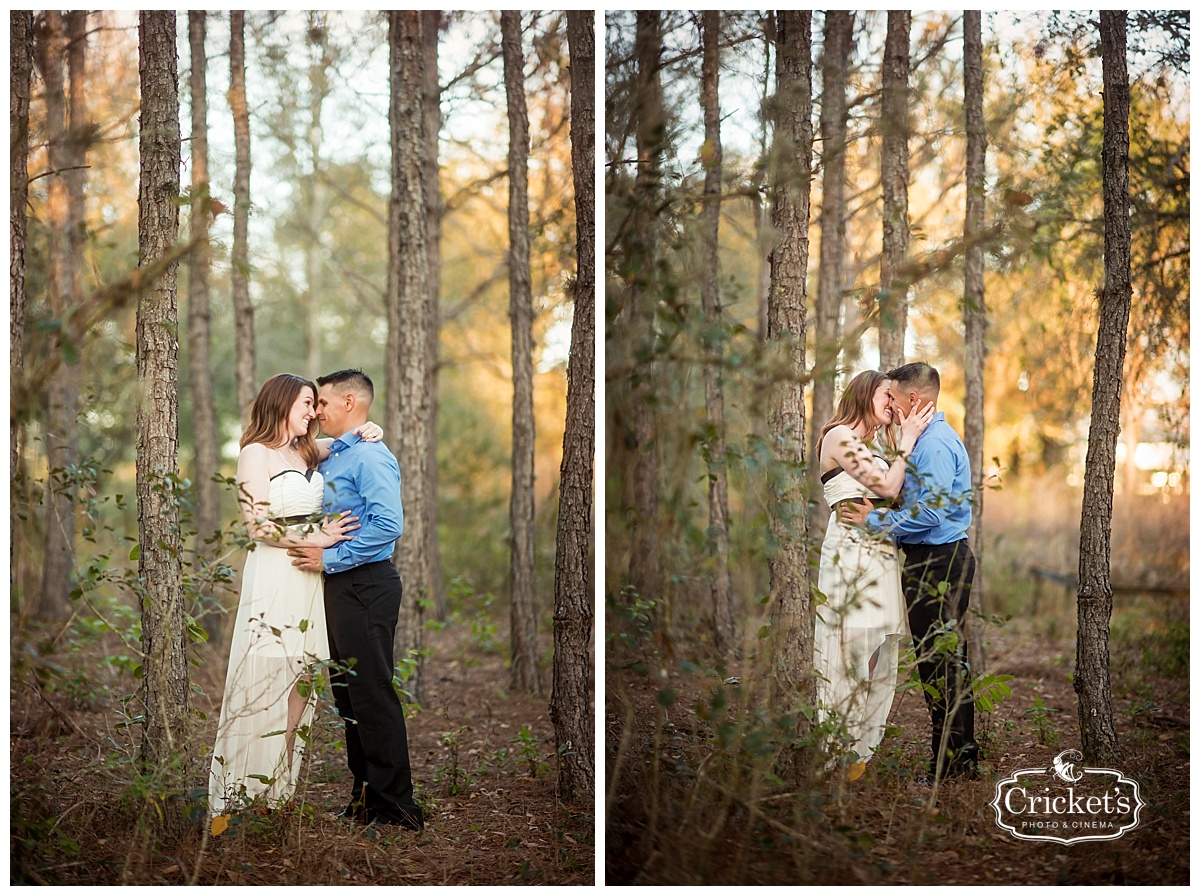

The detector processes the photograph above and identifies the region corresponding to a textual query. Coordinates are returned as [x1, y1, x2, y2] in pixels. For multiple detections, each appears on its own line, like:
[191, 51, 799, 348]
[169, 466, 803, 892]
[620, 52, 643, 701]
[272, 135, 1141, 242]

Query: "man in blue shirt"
[842, 362, 979, 780]
[288, 369, 423, 829]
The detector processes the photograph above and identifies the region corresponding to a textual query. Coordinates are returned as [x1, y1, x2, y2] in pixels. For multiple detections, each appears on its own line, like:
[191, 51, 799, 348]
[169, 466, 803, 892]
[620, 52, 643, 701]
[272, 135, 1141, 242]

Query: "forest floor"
[11, 621, 594, 885]
[605, 596, 1189, 886]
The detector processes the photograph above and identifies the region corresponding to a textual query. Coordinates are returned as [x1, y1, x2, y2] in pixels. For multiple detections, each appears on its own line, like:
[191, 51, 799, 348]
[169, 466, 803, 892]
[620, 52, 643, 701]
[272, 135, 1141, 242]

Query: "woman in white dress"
[208, 373, 378, 816]
[814, 370, 933, 776]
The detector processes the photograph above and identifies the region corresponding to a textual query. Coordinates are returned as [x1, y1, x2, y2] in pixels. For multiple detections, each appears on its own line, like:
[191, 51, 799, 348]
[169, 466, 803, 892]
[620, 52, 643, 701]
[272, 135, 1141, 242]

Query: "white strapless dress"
[815, 461, 906, 765]
[208, 468, 330, 814]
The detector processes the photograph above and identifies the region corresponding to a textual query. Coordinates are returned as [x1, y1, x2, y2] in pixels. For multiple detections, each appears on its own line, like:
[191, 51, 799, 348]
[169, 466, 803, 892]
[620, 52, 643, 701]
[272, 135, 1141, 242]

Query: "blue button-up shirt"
[866, 411, 972, 546]
[319, 430, 403, 574]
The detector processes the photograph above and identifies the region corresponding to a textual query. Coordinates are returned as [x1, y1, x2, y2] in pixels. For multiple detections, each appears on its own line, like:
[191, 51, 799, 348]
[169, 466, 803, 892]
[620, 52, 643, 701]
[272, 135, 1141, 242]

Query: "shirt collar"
[915, 411, 946, 444]
[328, 429, 365, 453]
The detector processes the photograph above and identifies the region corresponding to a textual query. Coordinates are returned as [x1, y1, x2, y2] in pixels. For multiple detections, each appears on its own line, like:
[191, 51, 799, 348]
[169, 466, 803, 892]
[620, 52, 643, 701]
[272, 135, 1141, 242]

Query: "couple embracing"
[815, 361, 979, 783]
[207, 368, 424, 830]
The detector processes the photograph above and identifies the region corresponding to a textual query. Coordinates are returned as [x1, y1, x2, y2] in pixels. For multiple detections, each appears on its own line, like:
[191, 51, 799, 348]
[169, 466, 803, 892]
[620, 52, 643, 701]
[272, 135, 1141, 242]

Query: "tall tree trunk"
[878, 11, 910, 371]
[754, 13, 774, 345]
[37, 10, 77, 623]
[230, 11, 255, 425]
[11, 9, 34, 518]
[700, 11, 735, 654]
[962, 10, 988, 677]
[305, 14, 331, 379]
[422, 9, 446, 621]
[809, 10, 853, 533]
[627, 10, 663, 606]
[1075, 10, 1129, 767]
[137, 10, 188, 840]
[553, 9, 596, 805]
[502, 11, 540, 696]
[187, 11, 220, 560]
[766, 9, 814, 739]
[387, 11, 432, 705]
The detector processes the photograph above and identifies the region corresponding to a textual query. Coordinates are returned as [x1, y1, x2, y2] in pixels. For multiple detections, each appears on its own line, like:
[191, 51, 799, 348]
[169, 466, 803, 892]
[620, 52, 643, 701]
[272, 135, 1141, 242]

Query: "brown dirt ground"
[11, 624, 594, 885]
[605, 619, 1189, 886]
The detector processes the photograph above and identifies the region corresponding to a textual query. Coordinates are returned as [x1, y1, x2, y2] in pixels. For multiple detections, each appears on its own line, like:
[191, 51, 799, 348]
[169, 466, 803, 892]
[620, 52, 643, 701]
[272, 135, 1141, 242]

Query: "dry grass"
[605, 479, 1189, 885]
[11, 624, 594, 885]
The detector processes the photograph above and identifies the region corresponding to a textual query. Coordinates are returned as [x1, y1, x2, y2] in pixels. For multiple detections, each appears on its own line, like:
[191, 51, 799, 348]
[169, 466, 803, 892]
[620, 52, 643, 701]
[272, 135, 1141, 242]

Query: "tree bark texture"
[754, 15, 774, 345]
[422, 9, 446, 620]
[878, 11, 910, 371]
[1075, 10, 1129, 767]
[962, 10, 988, 676]
[809, 10, 853, 531]
[10, 10, 33, 494]
[553, 9, 596, 805]
[767, 10, 814, 725]
[626, 10, 664, 604]
[37, 10, 78, 623]
[501, 11, 541, 696]
[230, 12, 256, 425]
[387, 11, 432, 705]
[137, 11, 189, 831]
[187, 11, 220, 559]
[305, 15, 331, 380]
[700, 11, 736, 654]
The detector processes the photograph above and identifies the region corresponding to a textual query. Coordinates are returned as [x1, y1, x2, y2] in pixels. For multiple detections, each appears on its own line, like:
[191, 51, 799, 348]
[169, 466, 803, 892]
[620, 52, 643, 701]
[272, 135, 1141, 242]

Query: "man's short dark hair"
[887, 362, 940, 395]
[317, 368, 374, 401]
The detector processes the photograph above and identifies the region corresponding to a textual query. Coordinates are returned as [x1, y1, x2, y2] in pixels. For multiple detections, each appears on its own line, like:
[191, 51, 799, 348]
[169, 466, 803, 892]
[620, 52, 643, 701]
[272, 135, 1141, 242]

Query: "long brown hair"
[815, 370, 897, 457]
[240, 373, 320, 469]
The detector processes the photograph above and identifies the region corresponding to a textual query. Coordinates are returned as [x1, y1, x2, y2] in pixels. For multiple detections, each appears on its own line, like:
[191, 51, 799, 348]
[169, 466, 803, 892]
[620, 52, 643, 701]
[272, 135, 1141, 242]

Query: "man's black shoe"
[944, 762, 980, 780]
[366, 809, 424, 832]
[334, 801, 368, 822]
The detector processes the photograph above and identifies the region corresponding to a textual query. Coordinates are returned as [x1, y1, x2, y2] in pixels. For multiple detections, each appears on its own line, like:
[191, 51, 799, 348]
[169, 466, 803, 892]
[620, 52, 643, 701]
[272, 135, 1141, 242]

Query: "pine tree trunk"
[422, 9, 446, 621]
[10, 10, 33, 498]
[627, 10, 663, 606]
[502, 11, 541, 696]
[1075, 10, 1129, 768]
[38, 10, 77, 623]
[962, 10, 988, 677]
[305, 16, 330, 379]
[230, 11, 256, 425]
[187, 11, 221, 560]
[809, 10, 853, 535]
[700, 11, 736, 654]
[767, 10, 814, 735]
[137, 10, 189, 840]
[754, 14, 774, 345]
[387, 11, 432, 705]
[553, 9, 596, 805]
[878, 11, 910, 371]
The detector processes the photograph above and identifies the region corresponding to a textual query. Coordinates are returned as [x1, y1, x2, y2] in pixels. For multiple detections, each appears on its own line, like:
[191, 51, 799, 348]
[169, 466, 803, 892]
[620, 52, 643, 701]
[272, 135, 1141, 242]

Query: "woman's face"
[284, 387, 316, 441]
[870, 380, 894, 428]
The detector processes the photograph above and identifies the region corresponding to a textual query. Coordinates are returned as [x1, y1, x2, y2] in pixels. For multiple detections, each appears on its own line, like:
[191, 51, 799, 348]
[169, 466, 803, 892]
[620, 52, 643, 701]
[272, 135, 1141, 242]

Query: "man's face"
[316, 384, 349, 438]
[888, 382, 915, 419]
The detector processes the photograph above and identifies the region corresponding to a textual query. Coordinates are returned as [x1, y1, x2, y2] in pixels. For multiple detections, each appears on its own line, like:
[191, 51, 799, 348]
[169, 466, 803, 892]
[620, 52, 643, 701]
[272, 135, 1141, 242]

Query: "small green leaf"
[129, 544, 140, 561]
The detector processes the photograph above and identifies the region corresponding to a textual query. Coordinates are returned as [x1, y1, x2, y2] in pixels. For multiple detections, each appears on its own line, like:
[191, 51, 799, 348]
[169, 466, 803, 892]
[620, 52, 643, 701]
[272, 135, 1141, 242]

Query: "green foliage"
[972, 673, 1014, 713]
[433, 725, 474, 796]
[1026, 696, 1061, 747]
[605, 586, 659, 672]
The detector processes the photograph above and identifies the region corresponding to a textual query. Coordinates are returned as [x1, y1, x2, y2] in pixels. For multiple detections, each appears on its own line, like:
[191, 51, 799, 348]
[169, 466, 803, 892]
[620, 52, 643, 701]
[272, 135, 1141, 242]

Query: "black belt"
[898, 537, 969, 552]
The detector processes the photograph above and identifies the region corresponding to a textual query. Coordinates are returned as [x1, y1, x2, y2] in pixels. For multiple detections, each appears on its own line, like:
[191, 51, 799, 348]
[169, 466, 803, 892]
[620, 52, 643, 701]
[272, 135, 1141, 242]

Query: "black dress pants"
[324, 560, 423, 826]
[899, 539, 978, 775]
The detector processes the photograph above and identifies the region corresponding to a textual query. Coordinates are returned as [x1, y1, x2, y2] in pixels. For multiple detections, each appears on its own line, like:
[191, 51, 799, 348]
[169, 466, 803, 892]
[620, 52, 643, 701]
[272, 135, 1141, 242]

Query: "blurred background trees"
[605, 7, 1188, 654]
[12, 9, 587, 731]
